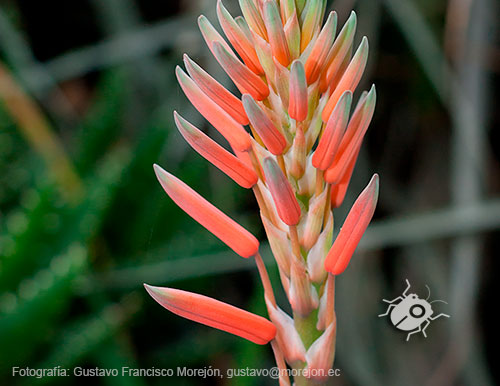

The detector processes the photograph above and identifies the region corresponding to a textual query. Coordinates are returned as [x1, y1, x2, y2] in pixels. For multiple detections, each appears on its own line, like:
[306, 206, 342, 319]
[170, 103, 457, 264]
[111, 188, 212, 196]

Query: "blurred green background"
[0, 0, 498, 385]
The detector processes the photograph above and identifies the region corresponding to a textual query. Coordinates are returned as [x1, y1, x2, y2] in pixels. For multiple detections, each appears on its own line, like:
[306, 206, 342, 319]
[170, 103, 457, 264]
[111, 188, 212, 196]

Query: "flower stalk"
[145, 1, 379, 384]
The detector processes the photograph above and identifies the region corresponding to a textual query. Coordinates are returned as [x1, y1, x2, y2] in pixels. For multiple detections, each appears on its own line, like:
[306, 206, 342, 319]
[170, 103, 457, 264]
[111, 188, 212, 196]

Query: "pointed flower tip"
[345, 11, 357, 34]
[366, 84, 377, 104]
[322, 36, 370, 122]
[153, 163, 168, 183]
[183, 55, 249, 126]
[154, 164, 259, 258]
[324, 174, 379, 275]
[312, 91, 352, 170]
[144, 283, 166, 299]
[145, 285, 276, 345]
[362, 35, 369, 48]
[212, 41, 269, 101]
[262, 157, 301, 226]
[176, 65, 251, 152]
[173, 112, 257, 188]
[242, 94, 286, 155]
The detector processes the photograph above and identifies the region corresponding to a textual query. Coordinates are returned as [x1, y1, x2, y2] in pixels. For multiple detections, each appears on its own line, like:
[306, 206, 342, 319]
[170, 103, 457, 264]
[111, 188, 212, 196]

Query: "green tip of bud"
[365, 84, 377, 108]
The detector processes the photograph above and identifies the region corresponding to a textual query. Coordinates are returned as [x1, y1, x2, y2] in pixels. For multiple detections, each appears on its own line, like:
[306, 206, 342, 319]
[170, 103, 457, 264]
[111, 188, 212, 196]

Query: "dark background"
[0, 0, 498, 385]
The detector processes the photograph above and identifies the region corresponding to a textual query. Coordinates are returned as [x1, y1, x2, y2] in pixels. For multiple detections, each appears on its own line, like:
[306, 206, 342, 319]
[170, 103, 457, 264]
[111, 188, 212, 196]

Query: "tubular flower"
[153, 164, 259, 258]
[147, 2, 379, 384]
[144, 285, 276, 345]
[324, 174, 379, 274]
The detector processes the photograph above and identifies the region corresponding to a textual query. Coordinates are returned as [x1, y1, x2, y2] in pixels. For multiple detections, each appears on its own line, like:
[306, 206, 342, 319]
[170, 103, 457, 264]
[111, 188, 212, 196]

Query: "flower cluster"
[145, 1, 378, 384]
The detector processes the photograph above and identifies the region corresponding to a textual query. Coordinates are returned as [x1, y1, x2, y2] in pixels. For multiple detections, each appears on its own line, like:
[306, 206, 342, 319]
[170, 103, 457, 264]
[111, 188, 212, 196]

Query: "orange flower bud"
[289, 60, 308, 122]
[242, 94, 287, 155]
[324, 174, 379, 274]
[304, 11, 337, 84]
[300, 0, 325, 52]
[312, 91, 352, 170]
[284, 10, 301, 60]
[216, 0, 264, 74]
[145, 285, 276, 345]
[320, 12, 357, 93]
[176, 66, 252, 152]
[154, 165, 259, 258]
[324, 85, 376, 184]
[183, 55, 249, 125]
[262, 157, 301, 226]
[212, 42, 270, 101]
[322, 37, 369, 122]
[174, 112, 257, 188]
[239, 0, 268, 40]
[262, 0, 291, 67]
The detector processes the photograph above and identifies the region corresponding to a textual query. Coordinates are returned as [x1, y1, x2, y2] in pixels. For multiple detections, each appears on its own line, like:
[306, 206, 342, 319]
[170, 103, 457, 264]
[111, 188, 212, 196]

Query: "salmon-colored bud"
[144, 285, 276, 345]
[307, 213, 333, 283]
[312, 91, 352, 170]
[265, 297, 307, 363]
[305, 95, 328, 150]
[262, 0, 291, 67]
[305, 322, 336, 380]
[290, 127, 306, 179]
[324, 85, 376, 184]
[337, 85, 375, 153]
[322, 36, 369, 122]
[176, 67, 251, 152]
[198, 15, 236, 61]
[242, 94, 287, 155]
[174, 112, 257, 188]
[300, 0, 324, 52]
[234, 16, 253, 41]
[330, 144, 361, 208]
[154, 164, 259, 258]
[183, 55, 249, 126]
[252, 32, 276, 83]
[321, 11, 357, 92]
[289, 259, 319, 316]
[212, 42, 270, 101]
[273, 58, 290, 109]
[280, 0, 296, 22]
[257, 180, 288, 231]
[304, 11, 337, 84]
[289, 60, 308, 122]
[239, 0, 268, 39]
[262, 157, 301, 225]
[261, 213, 291, 276]
[217, 1, 264, 75]
[324, 174, 379, 274]
[284, 10, 301, 60]
[300, 189, 328, 250]
[326, 44, 352, 94]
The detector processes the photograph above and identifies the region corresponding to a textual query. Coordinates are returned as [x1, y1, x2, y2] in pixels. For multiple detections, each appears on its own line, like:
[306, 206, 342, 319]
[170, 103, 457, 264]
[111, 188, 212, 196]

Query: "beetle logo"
[379, 279, 449, 341]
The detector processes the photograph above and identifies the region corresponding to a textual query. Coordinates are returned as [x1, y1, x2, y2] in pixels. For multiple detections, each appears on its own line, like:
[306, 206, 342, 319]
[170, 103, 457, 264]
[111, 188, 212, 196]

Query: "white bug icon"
[379, 279, 450, 341]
